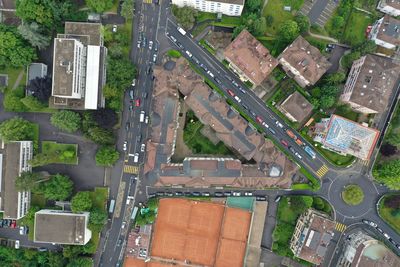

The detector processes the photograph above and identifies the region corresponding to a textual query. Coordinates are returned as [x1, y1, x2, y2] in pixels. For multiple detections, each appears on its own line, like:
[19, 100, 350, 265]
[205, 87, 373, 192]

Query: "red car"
[256, 116, 263, 124]
[135, 98, 141, 107]
[10, 220, 16, 228]
[280, 139, 288, 147]
[227, 89, 235, 97]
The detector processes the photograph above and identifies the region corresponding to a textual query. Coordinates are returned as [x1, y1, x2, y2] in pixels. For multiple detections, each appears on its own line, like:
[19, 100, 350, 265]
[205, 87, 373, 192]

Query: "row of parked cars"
[0, 219, 16, 228]
[362, 219, 400, 250]
[149, 191, 267, 201]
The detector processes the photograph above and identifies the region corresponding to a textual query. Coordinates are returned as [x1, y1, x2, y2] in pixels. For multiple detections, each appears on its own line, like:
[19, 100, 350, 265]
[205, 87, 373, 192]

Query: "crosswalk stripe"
[124, 165, 139, 174]
[316, 165, 329, 178]
[335, 223, 346, 232]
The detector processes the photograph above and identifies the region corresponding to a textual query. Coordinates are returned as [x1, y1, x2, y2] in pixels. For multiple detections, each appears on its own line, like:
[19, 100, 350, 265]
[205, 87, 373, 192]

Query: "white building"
[377, 0, 400, 17]
[34, 210, 92, 245]
[0, 141, 33, 220]
[50, 22, 107, 110]
[369, 15, 400, 50]
[172, 0, 245, 17]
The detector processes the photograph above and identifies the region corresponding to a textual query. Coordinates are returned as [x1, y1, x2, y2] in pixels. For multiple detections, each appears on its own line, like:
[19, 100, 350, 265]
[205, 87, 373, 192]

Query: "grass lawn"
[197, 11, 217, 23]
[199, 39, 216, 55]
[342, 10, 373, 46]
[379, 194, 400, 234]
[41, 141, 78, 165]
[87, 187, 109, 254]
[316, 144, 356, 166]
[32, 123, 39, 153]
[263, 0, 304, 35]
[342, 184, 364, 205]
[31, 193, 46, 208]
[108, 0, 120, 13]
[167, 49, 182, 58]
[0, 66, 25, 90]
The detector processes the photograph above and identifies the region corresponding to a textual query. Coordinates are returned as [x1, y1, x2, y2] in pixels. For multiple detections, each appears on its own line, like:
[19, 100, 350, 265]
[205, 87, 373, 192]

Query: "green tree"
[85, 0, 113, 13]
[171, 5, 198, 30]
[107, 57, 137, 91]
[29, 153, 52, 167]
[3, 88, 27, 112]
[324, 72, 346, 85]
[278, 20, 300, 44]
[121, 0, 134, 20]
[252, 17, 267, 36]
[89, 208, 107, 225]
[320, 95, 336, 109]
[95, 146, 120, 166]
[265, 15, 274, 27]
[373, 159, 400, 190]
[16, 0, 57, 26]
[0, 24, 37, 67]
[245, 0, 262, 13]
[20, 95, 47, 111]
[71, 191, 93, 213]
[15, 171, 46, 191]
[232, 25, 247, 38]
[66, 257, 93, 267]
[18, 22, 51, 50]
[86, 126, 115, 145]
[50, 110, 81, 133]
[0, 117, 34, 142]
[332, 16, 345, 30]
[42, 174, 74, 201]
[294, 14, 310, 34]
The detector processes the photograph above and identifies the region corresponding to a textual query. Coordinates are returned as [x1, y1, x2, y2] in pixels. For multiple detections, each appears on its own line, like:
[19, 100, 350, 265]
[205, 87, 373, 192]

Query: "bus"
[177, 27, 186, 35]
[131, 206, 139, 220]
[304, 146, 316, 159]
[109, 199, 115, 214]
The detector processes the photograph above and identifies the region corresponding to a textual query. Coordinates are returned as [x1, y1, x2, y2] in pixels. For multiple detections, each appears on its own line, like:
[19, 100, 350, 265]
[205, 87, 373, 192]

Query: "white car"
[152, 54, 157, 63]
[149, 41, 153, 50]
[244, 192, 253, 196]
[145, 116, 149, 124]
[140, 143, 146, 152]
[232, 192, 241, 196]
[262, 122, 269, 128]
[15, 240, 20, 249]
[234, 95, 241, 103]
[121, 221, 126, 229]
[132, 79, 136, 87]
[112, 25, 117, 33]
[123, 141, 127, 151]
[19, 226, 25, 235]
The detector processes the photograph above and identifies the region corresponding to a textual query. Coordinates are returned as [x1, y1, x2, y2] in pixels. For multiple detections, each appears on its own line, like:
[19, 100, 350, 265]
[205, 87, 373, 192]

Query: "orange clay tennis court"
[151, 198, 252, 267]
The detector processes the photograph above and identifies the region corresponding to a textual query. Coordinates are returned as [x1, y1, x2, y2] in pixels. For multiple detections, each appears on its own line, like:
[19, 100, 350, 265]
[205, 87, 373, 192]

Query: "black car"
[214, 77, 222, 84]
[214, 192, 224, 197]
[156, 192, 165, 196]
[154, 43, 158, 52]
[192, 56, 200, 64]
[224, 75, 233, 82]
[176, 42, 184, 49]
[242, 103, 249, 110]
[200, 64, 208, 72]
[184, 192, 192, 196]
[146, 65, 152, 74]
[0, 219, 3, 228]
[289, 146, 295, 153]
[223, 192, 232, 197]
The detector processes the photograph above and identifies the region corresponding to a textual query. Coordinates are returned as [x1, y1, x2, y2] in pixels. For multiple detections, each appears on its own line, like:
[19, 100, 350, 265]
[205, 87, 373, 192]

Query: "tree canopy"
[91, 108, 118, 129]
[18, 22, 51, 50]
[15, 171, 45, 191]
[41, 174, 74, 201]
[89, 208, 107, 225]
[107, 57, 137, 91]
[95, 146, 120, 167]
[278, 20, 300, 44]
[294, 15, 310, 34]
[50, 111, 81, 133]
[85, 0, 113, 13]
[0, 24, 37, 67]
[26, 76, 52, 103]
[121, 0, 134, 20]
[86, 126, 115, 145]
[171, 5, 198, 30]
[373, 159, 400, 190]
[0, 117, 35, 142]
[71, 191, 92, 213]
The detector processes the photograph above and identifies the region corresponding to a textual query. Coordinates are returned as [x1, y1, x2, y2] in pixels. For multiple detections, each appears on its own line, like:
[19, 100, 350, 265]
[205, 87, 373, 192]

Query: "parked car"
[256, 116, 263, 124]
[280, 139, 289, 147]
[234, 95, 241, 103]
[112, 25, 117, 33]
[244, 192, 253, 196]
[149, 41, 153, 50]
[223, 192, 232, 197]
[37, 247, 48, 252]
[132, 79, 136, 87]
[384, 233, 391, 239]
[135, 98, 141, 107]
[166, 192, 174, 197]
[232, 192, 241, 196]
[362, 219, 377, 227]
[19, 226, 25, 235]
[10, 220, 16, 228]
[154, 43, 158, 52]
[125, 122, 130, 131]
[156, 192, 165, 196]
[123, 141, 127, 151]
[129, 90, 134, 100]
[191, 192, 201, 196]
[214, 192, 224, 197]
[238, 86, 246, 94]
[227, 89, 235, 97]
[201, 192, 210, 196]
[175, 192, 183, 196]
[184, 192, 192, 196]
[377, 227, 384, 233]
[121, 221, 126, 229]
[256, 196, 267, 201]
[242, 103, 249, 110]
[275, 120, 283, 128]
[15, 240, 20, 249]
[152, 53, 157, 63]
[274, 196, 281, 202]
[140, 143, 146, 152]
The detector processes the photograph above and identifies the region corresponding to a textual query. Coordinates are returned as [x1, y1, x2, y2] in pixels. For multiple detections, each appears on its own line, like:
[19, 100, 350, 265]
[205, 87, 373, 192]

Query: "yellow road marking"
[124, 165, 139, 174]
[316, 164, 329, 178]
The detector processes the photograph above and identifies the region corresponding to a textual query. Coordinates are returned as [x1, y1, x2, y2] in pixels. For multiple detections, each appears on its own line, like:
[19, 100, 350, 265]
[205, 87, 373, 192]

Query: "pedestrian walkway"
[335, 222, 346, 232]
[316, 164, 329, 178]
[124, 165, 139, 174]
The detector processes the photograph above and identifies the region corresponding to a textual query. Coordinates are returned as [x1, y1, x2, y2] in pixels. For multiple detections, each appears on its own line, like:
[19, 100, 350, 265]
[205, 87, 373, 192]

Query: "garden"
[41, 141, 78, 165]
[341, 184, 364, 206]
[262, 0, 304, 35]
[378, 194, 400, 234]
[135, 198, 159, 226]
[272, 195, 331, 264]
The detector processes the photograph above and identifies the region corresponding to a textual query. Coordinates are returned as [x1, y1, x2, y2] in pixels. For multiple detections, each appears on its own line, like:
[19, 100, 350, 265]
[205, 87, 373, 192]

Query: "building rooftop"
[52, 38, 76, 97]
[291, 209, 336, 265]
[206, 0, 245, 5]
[150, 198, 251, 267]
[379, 0, 400, 10]
[279, 36, 331, 86]
[279, 91, 313, 122]
[27, 63, 47, 86]
[373, 15, 400, 47]
[34, 210, 91, 245]
[224, 29, 278, 86]
[321, 115, 380, 160]
[64, 22, 102, 46]
[344, 55, 400, 114]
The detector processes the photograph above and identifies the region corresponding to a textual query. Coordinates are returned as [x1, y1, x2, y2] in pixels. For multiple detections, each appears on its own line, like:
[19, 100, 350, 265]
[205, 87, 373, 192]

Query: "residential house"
[50, 22, 107, 110]
[340, 54, 400, 114]
[313, 115, 380, 161]
[278, 36, 331, 88]
[34, 209, 92, 245]
[369, 15, 400, 50]
[279, 91, 313, 123]
[377, 0, 400, 17]
[224, 29, 278, 87]
[171, 0, 244, 16]
[290, 209, 336, 265]
[0, 141, 32, 220]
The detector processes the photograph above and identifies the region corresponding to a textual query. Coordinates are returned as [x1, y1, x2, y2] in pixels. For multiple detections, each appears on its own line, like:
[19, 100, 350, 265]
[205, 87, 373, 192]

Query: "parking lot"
[300, 0, 338, 27]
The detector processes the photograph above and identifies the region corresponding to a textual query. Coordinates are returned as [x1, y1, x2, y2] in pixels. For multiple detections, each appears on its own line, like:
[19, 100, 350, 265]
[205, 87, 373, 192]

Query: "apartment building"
[369, 15, 400, 50]
[278, 36, 331, 88]
[290, 209, 336, 265]
[34, 210, 92, 245]
[172, 0, 245, 16]
[340, 54, 400, 114]
[377, 0, 400, 17]
[50, 22, 107, 110]
[0, 141, 33, 220]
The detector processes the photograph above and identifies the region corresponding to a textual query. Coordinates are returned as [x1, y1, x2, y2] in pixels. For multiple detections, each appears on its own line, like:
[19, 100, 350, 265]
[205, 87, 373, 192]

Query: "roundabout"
[341, 184, 364, 206]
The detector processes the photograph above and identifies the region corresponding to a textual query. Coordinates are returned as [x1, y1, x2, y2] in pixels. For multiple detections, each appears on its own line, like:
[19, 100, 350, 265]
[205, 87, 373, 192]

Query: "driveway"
[326, 45, 349, 74]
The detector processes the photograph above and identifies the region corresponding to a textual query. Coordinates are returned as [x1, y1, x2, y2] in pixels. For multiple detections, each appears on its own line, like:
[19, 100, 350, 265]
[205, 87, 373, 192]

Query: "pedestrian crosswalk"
[360, 160, 369, 166]
[316, 165, 329, 178]
[143, 0, 152, 4]
[335, 222, 347, 232]
[124, 165, 139, 174]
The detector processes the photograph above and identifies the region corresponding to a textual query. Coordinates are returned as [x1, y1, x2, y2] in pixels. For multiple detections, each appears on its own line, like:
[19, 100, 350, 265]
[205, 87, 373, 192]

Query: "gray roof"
[52, 39, 76, 97]
[64, 22, 102, 46]
[2, 143, 20, 219]
[28, 63, 47, 84]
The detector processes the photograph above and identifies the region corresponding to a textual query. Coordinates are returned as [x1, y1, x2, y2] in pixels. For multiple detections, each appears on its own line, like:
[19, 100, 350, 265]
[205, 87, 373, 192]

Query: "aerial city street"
[0, 0, 399, 266]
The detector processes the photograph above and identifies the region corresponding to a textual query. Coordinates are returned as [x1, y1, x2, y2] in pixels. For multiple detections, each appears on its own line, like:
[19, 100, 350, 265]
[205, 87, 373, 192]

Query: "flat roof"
[64, 22, 102, 46]
[2, 143, 20, 218]
[34, 210, 90, 245]
[84, 45, 100, 109]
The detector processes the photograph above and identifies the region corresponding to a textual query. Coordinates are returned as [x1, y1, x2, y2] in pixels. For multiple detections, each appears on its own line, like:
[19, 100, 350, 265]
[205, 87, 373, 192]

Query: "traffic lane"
[167, 36, 324, 173]
[166, 23, 330, 170]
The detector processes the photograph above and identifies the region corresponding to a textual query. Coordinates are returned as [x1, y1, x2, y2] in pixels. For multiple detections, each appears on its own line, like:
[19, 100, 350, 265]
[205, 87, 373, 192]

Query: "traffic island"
[341, 184, 364, 206]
